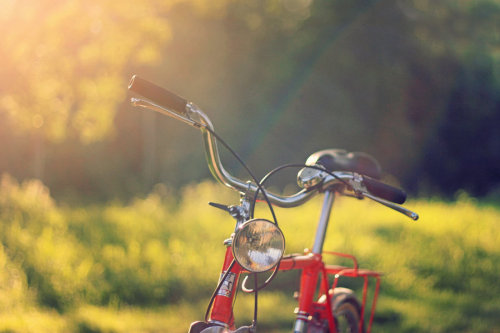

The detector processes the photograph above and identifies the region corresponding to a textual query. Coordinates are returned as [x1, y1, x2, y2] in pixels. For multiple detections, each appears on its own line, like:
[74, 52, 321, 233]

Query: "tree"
[0, 0, 176, 143]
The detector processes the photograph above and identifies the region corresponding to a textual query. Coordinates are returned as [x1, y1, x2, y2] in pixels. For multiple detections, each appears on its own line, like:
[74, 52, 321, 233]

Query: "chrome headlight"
[233, 219, 285, 273]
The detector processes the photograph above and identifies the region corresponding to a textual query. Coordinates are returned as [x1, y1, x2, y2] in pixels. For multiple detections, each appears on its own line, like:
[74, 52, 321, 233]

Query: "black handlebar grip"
[128, 75, 188, 115]
[362, 176, 407, 204]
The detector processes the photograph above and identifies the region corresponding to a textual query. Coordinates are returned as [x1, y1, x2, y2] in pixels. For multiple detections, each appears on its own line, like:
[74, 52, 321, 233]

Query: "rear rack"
[323, 251, 382, 333]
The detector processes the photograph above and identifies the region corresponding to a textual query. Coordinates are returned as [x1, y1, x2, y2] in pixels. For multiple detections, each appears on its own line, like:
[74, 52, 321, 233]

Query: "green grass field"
[1, 175, 499, 332]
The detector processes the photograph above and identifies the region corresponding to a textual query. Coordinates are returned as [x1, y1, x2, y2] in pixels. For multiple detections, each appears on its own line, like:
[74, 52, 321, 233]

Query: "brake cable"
[241, 163, 356, 294]
[197, 126, 279, 326]
[204, 259, 236, 322]
[199, 125, 278, 225]
[199, 128, 357, 324]
[250, 162, 355, 216]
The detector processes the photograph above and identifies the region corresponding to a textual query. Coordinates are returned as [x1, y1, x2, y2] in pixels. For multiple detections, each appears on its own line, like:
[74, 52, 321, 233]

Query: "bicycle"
[128, 75, 419, 333]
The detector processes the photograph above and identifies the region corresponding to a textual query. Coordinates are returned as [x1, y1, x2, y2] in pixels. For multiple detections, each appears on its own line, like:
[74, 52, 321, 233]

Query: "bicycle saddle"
[305, 149, 382, 179]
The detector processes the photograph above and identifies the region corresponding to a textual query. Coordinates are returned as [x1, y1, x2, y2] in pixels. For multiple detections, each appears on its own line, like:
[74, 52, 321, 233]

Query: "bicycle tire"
[309, 287, 365, 333]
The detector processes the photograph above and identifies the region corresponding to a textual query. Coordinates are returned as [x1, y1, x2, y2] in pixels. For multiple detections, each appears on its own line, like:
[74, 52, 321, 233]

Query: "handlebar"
[129, 75, 188, 116]
[129, 75, 317, 207]
[128, 76, 419, 220]
[362, 176, 406, 204]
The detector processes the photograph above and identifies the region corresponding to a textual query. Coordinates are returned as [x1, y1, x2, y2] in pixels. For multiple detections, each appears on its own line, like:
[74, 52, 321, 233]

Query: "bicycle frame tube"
[292, 254, 333, 333]
[312, 190, 335, 254]
[208, 191, 338, 332]
[293, 189, 336, 332]
[204, 190, 382, 333]
[209, 250, 335, 332]
[209, 247, 242, 329]
[209, 248, 382, 333]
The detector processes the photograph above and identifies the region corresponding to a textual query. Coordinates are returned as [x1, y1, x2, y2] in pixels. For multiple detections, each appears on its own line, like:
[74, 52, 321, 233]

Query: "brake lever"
[346, 174, 418, 220]
[363, 192, 419, 221]
[131, 97, 204, 128]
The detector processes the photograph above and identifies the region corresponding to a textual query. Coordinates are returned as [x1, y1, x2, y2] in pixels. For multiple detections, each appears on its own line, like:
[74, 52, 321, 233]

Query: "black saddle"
[305, 149, 382, 179]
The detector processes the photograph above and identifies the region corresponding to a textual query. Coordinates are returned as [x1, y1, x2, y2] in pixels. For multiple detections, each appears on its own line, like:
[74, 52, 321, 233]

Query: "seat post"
[312, 190, 335, 254]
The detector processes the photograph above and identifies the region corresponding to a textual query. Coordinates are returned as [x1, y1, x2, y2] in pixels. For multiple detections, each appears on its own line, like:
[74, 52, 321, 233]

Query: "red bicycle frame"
[128, 75, 419, 333]
[208, 191, 381, 333]
[209, 248, 381, 332]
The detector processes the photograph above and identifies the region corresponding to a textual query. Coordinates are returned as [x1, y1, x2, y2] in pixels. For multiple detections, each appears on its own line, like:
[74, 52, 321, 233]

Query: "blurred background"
[1, 0, 499, 201]
[0, 0, 499, 332]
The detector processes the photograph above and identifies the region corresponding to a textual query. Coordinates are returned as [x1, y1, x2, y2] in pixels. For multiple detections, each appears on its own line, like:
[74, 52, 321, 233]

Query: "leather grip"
[363, 176, 407, 204]
[128, 75, 187, 115]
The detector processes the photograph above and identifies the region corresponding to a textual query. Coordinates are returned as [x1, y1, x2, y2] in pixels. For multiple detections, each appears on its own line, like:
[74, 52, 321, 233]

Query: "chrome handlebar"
[130, 97, 419, 220]
[131, 98, 318, 207]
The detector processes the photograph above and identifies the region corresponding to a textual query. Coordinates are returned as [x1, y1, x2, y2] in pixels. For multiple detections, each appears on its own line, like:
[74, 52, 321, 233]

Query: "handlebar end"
[128, 74, 137, 90]
[362, 176, 407, 204]
[128, 75, 188, 115]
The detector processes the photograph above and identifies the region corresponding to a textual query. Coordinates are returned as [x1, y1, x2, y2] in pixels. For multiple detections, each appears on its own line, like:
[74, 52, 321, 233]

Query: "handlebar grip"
[362, 176, 407, 204]
[128, 75, 188, 115]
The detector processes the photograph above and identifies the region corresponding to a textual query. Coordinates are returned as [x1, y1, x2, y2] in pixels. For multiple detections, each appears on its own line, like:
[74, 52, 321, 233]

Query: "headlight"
[233, 219, 285, 273]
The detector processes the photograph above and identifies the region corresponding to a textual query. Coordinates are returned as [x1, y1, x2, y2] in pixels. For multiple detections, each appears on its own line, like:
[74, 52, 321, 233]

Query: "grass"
[0, 175, 499, 332]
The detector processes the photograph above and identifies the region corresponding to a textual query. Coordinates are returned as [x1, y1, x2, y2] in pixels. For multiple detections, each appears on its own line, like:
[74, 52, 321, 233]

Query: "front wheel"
[308, 287, 364, 333]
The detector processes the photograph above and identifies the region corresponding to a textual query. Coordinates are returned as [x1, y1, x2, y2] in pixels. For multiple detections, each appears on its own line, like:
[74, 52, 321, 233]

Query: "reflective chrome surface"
[364, 193, 419, 220]
[197, 110, 317, 207]
[311, 190, 335, 254]
[233, 219, 285, 273]
[132, 97, 319, 207]
[130, 98, 419, 219]
[297, 167, 326, 189]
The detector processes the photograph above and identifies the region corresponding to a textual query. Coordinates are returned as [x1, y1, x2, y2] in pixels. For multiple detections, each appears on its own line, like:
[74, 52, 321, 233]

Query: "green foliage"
[0, 176, 239, 307]
[0, 175, 97, 310]
[1, 0, 499, 199]
[0, 178, 499, 332]
[0, 0, 173, 143]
